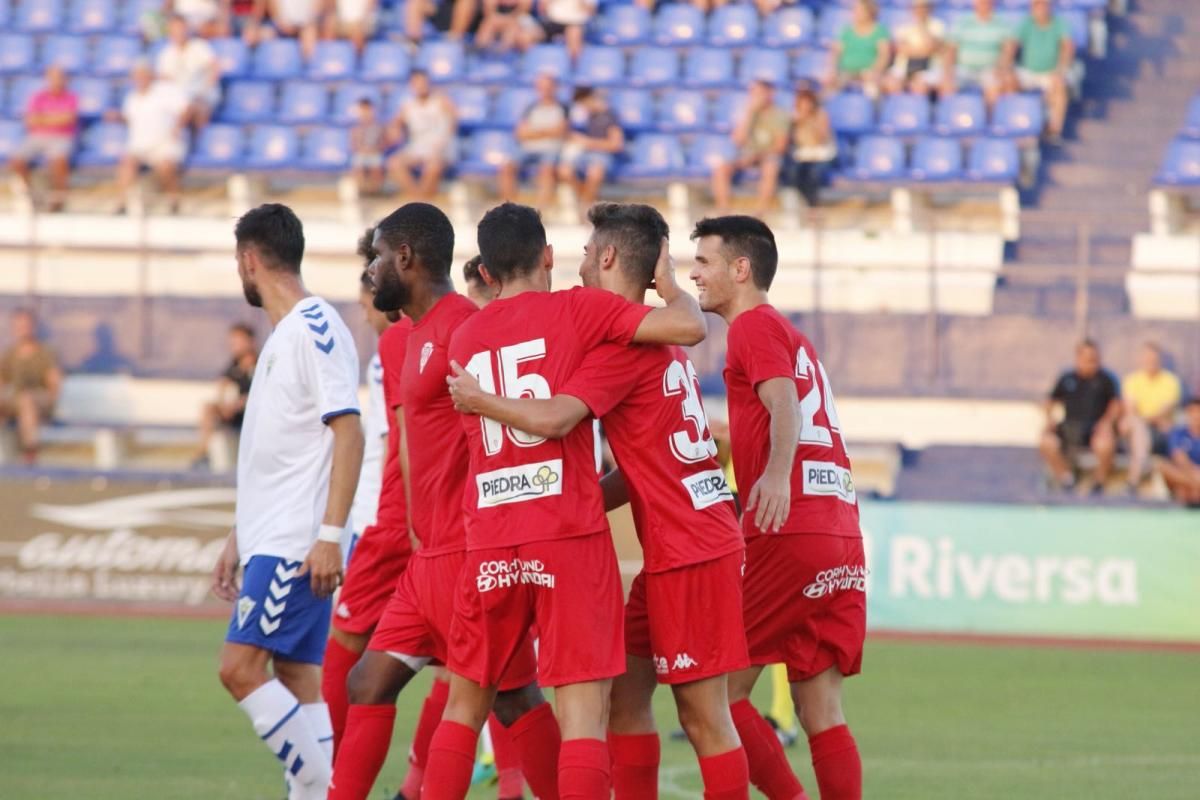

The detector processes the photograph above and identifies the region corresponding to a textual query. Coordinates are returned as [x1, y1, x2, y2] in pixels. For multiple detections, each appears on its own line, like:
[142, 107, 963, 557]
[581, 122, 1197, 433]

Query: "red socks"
[422, 721, 478, 800]
[559, 738, 611, 800]
[399, 677, 450, 799]
[809, 725, 862, 800]
[509, 702, 561, 800]
[699, 747, 751, 800]
[320, 637, 362, 756]
[328, 704, 396, 800]
[609, 732, 660, 799]
[489, 714, 525, 799]
[730, 700, 808, 800]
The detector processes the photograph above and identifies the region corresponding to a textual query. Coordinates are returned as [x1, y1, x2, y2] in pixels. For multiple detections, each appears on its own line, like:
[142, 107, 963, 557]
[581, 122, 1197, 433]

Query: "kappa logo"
[673, 653, 699, 670]
[802, 565, 868, 599]
[236, 596, 256, 629]
[336, 602, 352, 620]
[475, 558, 556, 592]
[476, 460, 563, 507]
[419, 341, 434, 373]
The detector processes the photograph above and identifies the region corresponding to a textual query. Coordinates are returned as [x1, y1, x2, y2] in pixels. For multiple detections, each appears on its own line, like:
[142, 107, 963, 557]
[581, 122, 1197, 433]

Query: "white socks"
[238, 680, 332, 798]
[302, 702, 335, 763]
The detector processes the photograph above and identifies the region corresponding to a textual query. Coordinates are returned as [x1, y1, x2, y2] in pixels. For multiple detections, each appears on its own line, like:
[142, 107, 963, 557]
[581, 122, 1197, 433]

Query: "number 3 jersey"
[724, 303, 860, 539]
[447, 287, 652, 550]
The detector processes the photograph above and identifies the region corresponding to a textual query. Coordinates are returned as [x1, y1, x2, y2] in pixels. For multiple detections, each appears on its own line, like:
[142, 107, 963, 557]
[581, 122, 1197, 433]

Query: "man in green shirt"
[826, 0, 891, 99]
[1015, 0, 1076, 142]
[945, 0, 1016, 106]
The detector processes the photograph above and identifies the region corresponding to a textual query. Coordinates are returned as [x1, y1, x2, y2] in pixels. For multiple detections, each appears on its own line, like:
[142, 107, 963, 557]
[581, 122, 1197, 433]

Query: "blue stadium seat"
[17, 0, 64, 33]
[75, 121, 126, 167]
[120, 0, 158, 34]
[967, 137, 1019, 182]
[41, 35, 90, 74]
[384, 87, 413, 121]
[934, 92, 987, 137]
[252, 39, 303, 79]
[682, 48, 735, 89]
[245, 125, 299, 170]
[0, 119, 23, 162]
[300, 126, 350, 170]
[91, 36, 143, 78]
[466, 53, 517, 84]
[491, 87, 537, 128]
[218, 81, 275, 123]
[6, 76, 41, 117]
[1156, 138, 1200, 185]
[278, 81, 329, 124]
[629, 48, 678, 89]
[594, 5, 651, 46]
[331, 84, 383, 125]
[619, 134, 684, 180]
[816, 7, 851, 46]
[457, 130, 518, 177]
[308, 40, 357, 80]
[708, 5, 759, 47]
[574, 47, 626, 87]
[0, 34, 37, 76]
[656, 90, 707, 133]
[792, 49, 830, 82]
[187, 124, 245, 169]
[654, 4, 705, 46]
[417, 41, 466, 82]
[990, 93, 1044, 137]
[1181, 94, 1200, 139]
[211, 38, 250, 78]
[0, 0, 8, 30]
[522, 45, 571, 83]
[909, 136, 963, 181]
[738, 50, 790, 85]
[685, 133, 736, 179]
[878, 93, 930, 136]
[449, 85, 490, 131]
[846, 135, 905, 180]
[360, 42, 411, 83]
[69, 0, 118, 34]
[609, 88, 654, 132]
[762, 7, 815, 48]
[826, 92, 875, 136]
[1061, 10, 1088, 50]
[73, 77, 113, 118]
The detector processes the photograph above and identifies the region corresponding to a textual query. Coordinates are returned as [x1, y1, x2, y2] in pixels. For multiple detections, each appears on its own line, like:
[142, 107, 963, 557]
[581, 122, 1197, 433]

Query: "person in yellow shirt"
[1120, 342, 1182, 490]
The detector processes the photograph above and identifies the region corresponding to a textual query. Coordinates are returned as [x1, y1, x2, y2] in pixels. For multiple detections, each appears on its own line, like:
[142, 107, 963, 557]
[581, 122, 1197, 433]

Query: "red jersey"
[375, 318, 412, 530]
[447, 287, 652, 550]
[401, 292, 477, 555]
[562, 342, 743, 573]
[723, 304, 859, 539]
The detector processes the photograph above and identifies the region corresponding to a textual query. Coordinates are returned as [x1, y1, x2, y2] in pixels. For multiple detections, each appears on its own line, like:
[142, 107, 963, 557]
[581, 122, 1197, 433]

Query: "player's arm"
[631, 239, 708, 347]
[447, 361, 590, 439]
[304, 413, 364, 598]
[211, 529, 240, 602]
[600, 468, 630, 512]
[397, 406, 415, 543]
[746, 377, 800, 533]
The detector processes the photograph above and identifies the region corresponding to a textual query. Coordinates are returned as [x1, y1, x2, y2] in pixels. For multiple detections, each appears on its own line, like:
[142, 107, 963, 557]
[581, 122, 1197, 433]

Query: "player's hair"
[375, 203, 455, 280]
[587, 202, 668, 288]
[234, 203, 304, 273]
[477, 203, 546, 283]
[1186, 397, 1200, 410]
[1142, 340, 1162, 355]
[463, 255, 485, 286]
[229, 322, 255, 339]
[356, 225, 376, 269]
[410, 68, 428, 81]
[690, 215, 778, 290]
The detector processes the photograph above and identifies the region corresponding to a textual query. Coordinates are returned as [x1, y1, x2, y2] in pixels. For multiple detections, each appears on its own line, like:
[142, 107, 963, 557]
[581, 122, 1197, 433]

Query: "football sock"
[239, 680, 332, 795]
[399, 677, 450, 799]
[730, 700, 808, 800]
[320, 637, 361, 755]
[559, 738, 610, 800]
[699, 747, 751, 800]
[509, 702, 562, 800]
[328, 704, 396, 800]
[809, 725, 862, 800]
[302, 702, 335, 763]
[609, 732, 660, 799]
[489, 714, 525, 799]
[422, 721, 479, 800]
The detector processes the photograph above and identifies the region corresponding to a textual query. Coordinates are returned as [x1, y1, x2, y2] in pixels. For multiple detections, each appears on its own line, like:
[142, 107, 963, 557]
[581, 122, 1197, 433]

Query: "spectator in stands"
[110, 61, 191, 215]
[1039, 339, 1121, 492]
[944, 0, 1016, 106]
[475, 0, 535, 54]
[349, 97, 386, 195]
[557, 87, 624, 217]
[1012, 0, 1076, 143]
[244, 0, 323, 59]
[191, 323, 257, 470]
[0, 309, 62, 465]
[387, 70, 458, 201]
[885, 0, 949, 96]
[1119, 342, 1182, 491]
[498, 73, 567, 207]
[8, 66, 78, 214]
[528, 0, 596, 61]
[784, 87, 836, 208]
[825, 0, 892, 100]
[156, 15, 222, 130]
[404, 0, 479, 44]
[711, 79, 790, 216]
[1158, 398, 1200, 506]
[322, 0, 378, 55]
[166, 0, 234, 37]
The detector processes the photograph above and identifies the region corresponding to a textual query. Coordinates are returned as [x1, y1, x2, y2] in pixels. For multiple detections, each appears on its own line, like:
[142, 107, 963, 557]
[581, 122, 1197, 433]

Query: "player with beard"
[211, 204, 364, 800]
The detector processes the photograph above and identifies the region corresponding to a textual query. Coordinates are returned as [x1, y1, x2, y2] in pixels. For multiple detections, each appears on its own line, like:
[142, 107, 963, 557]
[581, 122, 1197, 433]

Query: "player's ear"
[732, 255, 753, 285]
[543, 243, 554, 272]
[600, 243, 617, 271]
[396, 242, 412, 273]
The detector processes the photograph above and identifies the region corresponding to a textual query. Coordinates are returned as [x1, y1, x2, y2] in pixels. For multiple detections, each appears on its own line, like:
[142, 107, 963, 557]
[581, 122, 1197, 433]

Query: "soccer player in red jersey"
[447, 203, 751, 800]
[689, 216, 866, 800]
[420, 202, 708, 800]
[330, 204, 558, 800]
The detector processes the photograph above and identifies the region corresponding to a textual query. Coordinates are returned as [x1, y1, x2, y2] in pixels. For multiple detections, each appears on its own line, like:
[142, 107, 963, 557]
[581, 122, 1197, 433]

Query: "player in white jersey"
[211, 204, 365, 800]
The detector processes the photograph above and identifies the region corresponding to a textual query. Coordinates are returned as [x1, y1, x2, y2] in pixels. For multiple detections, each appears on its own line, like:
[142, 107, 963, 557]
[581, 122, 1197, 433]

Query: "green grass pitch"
[1, 615, 1198, 799]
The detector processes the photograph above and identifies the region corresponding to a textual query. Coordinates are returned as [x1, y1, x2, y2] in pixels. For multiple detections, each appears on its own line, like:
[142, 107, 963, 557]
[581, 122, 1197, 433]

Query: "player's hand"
[211, 530, 240, 602]
[446, 360, 485, 413]
[650, 238, 678, 300]
[744, 471, 790, 534]
[299, 541, 343, 599]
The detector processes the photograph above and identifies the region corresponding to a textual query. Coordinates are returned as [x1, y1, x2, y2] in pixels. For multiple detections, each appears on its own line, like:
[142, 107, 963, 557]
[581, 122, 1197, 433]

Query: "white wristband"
[317, 524, 343, 544]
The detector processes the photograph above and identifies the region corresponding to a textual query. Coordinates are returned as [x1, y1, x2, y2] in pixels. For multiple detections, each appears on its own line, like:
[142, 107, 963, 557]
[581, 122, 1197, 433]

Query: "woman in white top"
[387, 70, 458, 201]
[884, 0, 949, 95]
[156, 15, 222, 129]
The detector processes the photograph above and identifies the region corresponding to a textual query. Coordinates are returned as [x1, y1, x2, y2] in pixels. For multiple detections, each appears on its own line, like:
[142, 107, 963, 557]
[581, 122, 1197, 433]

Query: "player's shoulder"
[379, 317, 413, 359]
[730, 303, 791, 340]
[437, 292, 478, 337]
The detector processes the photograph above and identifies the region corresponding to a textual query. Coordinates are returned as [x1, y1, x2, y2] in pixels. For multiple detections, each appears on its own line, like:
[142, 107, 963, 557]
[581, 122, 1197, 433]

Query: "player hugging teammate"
[212, 201, 866, 800]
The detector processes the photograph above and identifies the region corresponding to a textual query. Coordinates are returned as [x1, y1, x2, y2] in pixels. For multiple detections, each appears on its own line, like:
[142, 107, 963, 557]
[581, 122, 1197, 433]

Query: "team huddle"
[210, 199, 866, 800]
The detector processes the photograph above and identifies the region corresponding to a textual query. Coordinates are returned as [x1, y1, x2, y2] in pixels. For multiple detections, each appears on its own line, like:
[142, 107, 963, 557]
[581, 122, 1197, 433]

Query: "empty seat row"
[827, 91, 1045, 138]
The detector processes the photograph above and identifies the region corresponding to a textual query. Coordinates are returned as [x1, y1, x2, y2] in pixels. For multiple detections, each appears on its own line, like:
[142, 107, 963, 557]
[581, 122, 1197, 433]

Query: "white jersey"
[236, 296, 361, 565]
[349, 351, 387, 532]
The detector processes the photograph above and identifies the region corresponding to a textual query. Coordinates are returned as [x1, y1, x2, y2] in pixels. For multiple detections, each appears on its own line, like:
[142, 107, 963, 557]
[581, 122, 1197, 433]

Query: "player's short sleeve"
[732, 310, 797, 389]
[559, 344, 639, 419]
[565, 287, 653, 350]
[298, 303, 361, 424]
[378, 321, 411, 412]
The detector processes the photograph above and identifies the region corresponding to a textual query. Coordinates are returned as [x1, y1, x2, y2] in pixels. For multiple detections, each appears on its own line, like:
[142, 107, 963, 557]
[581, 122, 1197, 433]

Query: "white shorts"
[127, 139, 185, 165]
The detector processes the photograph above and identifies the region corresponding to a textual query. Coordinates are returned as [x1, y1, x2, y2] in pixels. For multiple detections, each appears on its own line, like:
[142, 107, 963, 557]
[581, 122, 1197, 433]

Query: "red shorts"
[448, 532, 624, 689]
[332, 525, 412, 635]
[625, 550, 749, 685]
[742, 534, 866, 683]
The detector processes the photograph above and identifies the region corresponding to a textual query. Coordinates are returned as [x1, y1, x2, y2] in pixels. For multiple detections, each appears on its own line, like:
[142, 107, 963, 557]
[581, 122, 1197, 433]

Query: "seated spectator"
[556, 87, 624, 217]
[825, 0, 891, 100]
[9, 66, 78, 214]
[349, 97, 386, 195]
[475, 0, 535, 53]
[244, 0, 322, 59]
[1158, 398, 1200, 506]
[885, 0, 949, 96]
[690, 0, 727, 11]
[192, 323, 257, 469]
[166, 0, 233, 37]
[156, 15, 222, 130]
[1012, 0, 1076, 143]
[1039, 339, 1121, 492]
[711, 79, 790, 216]
[110, 61, 190, 215]
[528, 0, 596, 61]
[498, 73, 567, 207]
[404, 0, 479, 44]
[387, 70, 458, 200]
[0, 309, 62, 465]
[784, 88, 836, 208]
[945, 0, 1016, 106]
[1119, 342, 1182, 491]
[322, 0, 377, 55]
